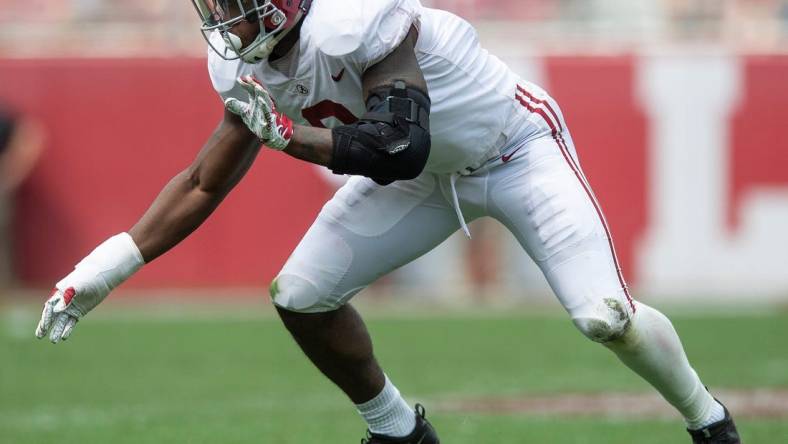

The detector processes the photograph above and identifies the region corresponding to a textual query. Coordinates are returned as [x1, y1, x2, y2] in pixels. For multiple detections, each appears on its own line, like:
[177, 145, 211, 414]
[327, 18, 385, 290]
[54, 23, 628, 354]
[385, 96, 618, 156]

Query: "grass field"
[2, 301, 787, 443]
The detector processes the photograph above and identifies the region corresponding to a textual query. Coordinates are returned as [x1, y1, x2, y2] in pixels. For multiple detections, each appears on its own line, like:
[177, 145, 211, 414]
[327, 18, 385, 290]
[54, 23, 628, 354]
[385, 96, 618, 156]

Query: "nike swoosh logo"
[331, 68, 346, 82]
[501, 146, 523, 163]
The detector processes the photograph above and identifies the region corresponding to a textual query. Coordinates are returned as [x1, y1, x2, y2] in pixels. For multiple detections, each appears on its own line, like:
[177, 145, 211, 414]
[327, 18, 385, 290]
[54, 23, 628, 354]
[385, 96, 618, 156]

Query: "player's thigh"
[488, 136, 635, 341]
[272, 174, 460, 313]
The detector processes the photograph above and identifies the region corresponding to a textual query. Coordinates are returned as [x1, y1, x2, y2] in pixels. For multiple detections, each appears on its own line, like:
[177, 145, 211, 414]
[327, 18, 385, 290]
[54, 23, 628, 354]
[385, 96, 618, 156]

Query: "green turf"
[1, 307, 786, 443]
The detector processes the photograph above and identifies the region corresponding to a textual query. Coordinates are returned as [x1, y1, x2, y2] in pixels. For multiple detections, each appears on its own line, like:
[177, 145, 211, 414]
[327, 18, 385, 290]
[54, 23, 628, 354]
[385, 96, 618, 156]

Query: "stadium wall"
[2, 55, 787, 299]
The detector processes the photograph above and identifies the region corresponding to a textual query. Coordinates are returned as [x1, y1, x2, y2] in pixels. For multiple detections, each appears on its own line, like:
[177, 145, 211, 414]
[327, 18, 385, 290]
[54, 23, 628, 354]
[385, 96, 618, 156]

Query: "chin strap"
[244, 16, 298, 62]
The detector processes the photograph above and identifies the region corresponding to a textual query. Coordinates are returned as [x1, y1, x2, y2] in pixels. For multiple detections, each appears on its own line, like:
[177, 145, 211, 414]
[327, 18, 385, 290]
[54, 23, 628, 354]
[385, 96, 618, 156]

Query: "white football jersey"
[208, 0, 539, 174]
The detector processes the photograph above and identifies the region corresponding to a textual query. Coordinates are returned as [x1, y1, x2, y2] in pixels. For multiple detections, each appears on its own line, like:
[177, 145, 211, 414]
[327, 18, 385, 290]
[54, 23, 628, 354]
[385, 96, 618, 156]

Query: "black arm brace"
[330, 81, 431, 184]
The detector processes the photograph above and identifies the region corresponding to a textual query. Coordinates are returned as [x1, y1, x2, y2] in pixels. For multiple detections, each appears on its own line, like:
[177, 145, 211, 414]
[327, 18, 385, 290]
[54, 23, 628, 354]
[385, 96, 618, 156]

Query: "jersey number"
[302, 100, 358, 128]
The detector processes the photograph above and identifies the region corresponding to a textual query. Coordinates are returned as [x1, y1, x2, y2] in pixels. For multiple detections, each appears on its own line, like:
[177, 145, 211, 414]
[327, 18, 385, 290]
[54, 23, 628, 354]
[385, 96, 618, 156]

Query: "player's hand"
[35, 287, 81, 343]
[35, 233, 145, 343]
[225, 76, 294, 151]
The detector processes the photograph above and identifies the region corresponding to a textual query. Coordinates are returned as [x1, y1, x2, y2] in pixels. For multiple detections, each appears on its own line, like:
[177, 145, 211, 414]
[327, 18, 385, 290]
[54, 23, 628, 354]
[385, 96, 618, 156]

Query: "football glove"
[225, 75, 294, 151]
[35, 233, 145, 343]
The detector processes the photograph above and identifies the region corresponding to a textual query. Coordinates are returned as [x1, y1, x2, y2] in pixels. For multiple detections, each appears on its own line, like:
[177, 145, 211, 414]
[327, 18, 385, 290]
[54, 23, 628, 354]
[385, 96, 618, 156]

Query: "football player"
[35, 1, 740, 443]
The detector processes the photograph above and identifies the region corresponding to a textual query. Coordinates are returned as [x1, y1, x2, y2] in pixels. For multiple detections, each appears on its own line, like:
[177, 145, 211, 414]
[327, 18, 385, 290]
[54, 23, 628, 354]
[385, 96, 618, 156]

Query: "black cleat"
[361, 404, 440, 444]
[687, 401, 741, 443]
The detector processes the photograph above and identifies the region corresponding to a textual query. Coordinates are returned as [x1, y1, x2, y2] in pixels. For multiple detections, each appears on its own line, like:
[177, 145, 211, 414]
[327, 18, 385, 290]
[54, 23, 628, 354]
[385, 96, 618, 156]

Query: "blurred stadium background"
[1, 1, 787, 443]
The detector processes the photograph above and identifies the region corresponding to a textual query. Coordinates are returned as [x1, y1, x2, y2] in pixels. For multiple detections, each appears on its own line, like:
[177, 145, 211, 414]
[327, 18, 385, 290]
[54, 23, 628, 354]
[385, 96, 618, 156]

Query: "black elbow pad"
[330, 81, 431, 184]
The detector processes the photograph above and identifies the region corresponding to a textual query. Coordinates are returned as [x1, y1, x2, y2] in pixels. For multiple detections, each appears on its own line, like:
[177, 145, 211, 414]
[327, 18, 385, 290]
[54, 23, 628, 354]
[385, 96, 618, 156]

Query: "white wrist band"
[60, 232, 145, 291]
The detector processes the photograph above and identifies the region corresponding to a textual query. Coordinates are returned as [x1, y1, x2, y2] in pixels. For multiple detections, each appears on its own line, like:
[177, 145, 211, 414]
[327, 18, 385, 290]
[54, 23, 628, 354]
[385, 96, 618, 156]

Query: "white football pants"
[273, 93, 635, 342]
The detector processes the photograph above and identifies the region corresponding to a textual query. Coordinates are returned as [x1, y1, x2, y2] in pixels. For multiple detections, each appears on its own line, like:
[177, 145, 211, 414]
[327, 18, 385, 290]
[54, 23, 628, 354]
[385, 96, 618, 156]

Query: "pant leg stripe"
[515, 86, 635, 312]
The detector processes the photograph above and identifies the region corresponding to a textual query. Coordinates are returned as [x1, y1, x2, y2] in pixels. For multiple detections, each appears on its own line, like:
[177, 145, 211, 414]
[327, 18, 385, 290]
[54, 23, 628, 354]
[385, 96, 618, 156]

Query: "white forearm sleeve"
[57, 232, 145, 295]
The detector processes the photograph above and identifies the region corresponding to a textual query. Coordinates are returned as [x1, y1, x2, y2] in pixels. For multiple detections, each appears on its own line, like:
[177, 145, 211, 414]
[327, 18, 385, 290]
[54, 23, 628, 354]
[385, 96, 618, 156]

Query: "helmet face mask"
[192, 0, 307, 63]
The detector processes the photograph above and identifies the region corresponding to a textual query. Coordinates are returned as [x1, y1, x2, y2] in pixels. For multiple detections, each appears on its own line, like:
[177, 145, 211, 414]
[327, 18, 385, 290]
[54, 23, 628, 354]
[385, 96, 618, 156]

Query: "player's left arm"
[228, 26, 431, 183]
[358, 25, 427, 96]
[329, 25, 431, 184]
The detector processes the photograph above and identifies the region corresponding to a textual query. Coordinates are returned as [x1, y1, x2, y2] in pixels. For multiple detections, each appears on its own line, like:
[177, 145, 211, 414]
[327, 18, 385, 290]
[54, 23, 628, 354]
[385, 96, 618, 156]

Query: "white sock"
[687, 398, 726, 430]
[604, 302, 725, 429]
[356, 375, 416, 438]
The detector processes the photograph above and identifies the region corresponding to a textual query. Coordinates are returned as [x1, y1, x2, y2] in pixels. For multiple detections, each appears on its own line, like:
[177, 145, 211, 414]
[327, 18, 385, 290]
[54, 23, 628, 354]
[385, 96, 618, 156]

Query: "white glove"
[225, 75, 294, 151]
[35, 233, 145, 343]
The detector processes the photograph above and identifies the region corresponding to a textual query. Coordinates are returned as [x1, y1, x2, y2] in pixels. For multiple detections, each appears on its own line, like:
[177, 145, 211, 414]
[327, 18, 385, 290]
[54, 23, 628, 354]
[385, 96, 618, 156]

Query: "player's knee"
[571, 298, 632, 343]
[269, 274, 340, 313]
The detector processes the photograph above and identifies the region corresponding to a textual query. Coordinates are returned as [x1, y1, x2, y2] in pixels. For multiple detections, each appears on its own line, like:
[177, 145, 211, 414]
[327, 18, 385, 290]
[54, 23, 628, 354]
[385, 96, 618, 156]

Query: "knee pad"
[571, 298, 633, 343]
[270, 274, 341, 313]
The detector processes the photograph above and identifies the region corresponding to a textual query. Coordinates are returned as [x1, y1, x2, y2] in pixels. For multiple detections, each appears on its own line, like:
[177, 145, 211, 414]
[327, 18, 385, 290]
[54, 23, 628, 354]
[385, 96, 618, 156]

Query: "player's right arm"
[129, 110, 261, 261]
[35, 110, 261, 343]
